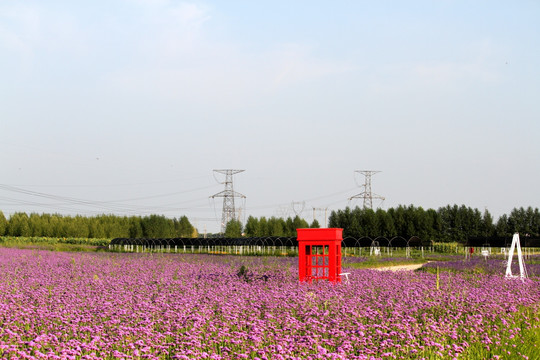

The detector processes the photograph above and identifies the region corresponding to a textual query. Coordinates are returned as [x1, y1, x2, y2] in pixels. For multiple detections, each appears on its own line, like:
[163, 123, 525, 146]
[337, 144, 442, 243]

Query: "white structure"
[339, 272, 351, 284]
[370, 241, 381, 256]
[481, 244, 491, 258]
[505, 233, 528, 280]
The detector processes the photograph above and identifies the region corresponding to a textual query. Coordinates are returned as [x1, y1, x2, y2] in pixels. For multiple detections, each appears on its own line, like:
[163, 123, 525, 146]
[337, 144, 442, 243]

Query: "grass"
[461, 308, 540, 360]
[344, 257, 427, 269]
[0, 236, 109, 252]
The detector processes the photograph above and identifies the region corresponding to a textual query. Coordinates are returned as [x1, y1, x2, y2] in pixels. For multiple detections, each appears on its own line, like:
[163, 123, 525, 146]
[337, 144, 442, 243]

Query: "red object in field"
[297, 228, 343, 283]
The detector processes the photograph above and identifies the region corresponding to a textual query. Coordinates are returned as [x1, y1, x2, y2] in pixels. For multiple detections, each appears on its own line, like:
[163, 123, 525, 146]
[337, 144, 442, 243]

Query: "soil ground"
[370, 263, 426, 272]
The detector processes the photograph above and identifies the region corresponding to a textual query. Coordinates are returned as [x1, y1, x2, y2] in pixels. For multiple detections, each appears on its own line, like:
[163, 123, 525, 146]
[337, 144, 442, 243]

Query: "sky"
[1, 0, 539, 233]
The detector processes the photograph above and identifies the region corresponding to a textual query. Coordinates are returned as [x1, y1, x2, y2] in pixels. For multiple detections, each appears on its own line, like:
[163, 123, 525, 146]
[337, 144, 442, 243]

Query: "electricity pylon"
[210, 169, 246, 234]
[291, 201, 306, 217]
[312, 207, 328, 227]
[349, 170, 385, 209]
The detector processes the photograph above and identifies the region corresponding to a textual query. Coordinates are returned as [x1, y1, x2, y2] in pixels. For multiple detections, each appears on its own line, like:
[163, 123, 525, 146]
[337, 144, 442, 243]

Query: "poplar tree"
[244, 216, 259, 237]
[0, 211, 7, 236]
[224, 219, 242, 238]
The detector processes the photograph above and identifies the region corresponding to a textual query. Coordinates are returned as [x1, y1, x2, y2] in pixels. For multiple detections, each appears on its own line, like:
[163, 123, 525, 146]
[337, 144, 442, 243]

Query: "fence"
[109, 236, 434, 256]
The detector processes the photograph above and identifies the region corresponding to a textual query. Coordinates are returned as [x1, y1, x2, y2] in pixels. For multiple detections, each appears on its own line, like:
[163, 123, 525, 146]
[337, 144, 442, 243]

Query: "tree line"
[0, 212, 196, 239]
[1, 205, 539, 241]
[328, 205, 540, 243]
[223, 215, 319, 238]
[0, 211, 316, 239]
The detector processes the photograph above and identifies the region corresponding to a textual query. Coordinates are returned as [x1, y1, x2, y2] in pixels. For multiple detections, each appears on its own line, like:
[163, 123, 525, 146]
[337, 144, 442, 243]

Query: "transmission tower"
[349, 170, 385, 209]
[312, 207, 328, 227]
[210, 169, 246, 234]
[291, 201, 306, 217]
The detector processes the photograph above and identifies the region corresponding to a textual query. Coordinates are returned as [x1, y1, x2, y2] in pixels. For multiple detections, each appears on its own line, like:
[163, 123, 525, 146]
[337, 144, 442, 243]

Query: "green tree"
[267, 217, 284, 236]
[129, 217, 143, 238]
[346, 208, 362, 237]
[360, 208, 377, 237]
[463, 207, 482, 238]
[481, 209, 495, 238]
[115, 216, 132, 238]
[376, 208, 396, 238]
[310, 219, 320, 228]
[142, 215, 173, 238]
[426, 209, 443, 241]
[285, 217, 295, 236]
[389, 206, 407, 237]
[495, 214, 509, 237]
[412, 206, 430, 240]
[88, 219, 105, 238]
[224, 219, 242, 238]
[0, 211, 7, 236]
[532, 208, 540, 237]
[8, 212, 31, 237]
[176, 216, 194, 237]
[244, 216, 259, 237]
[28, 213, 43, 236]
[438, 204, 467, 243]
[292, 215, 309, 234]
[67, 215, 90, 238]
[39, 213, 51, 237]
[257, 217, 268, 237]
[333, 207, 354, 236]
[328, 210, 339, 229]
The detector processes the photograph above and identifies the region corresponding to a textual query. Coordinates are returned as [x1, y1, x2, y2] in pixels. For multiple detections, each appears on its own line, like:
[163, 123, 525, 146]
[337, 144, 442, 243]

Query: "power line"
[0, 183, 219, 216]
[244, 187, 357, 211]
[4, 175, 211, 188]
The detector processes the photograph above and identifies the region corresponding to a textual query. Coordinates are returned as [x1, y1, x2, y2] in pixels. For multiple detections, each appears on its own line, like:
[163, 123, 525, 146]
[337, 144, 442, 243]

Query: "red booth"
[297, 228, 343, 283]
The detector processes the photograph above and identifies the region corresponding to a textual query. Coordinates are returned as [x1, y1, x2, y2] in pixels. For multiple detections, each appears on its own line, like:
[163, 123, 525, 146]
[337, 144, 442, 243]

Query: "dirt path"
[370, 263, 426, 272]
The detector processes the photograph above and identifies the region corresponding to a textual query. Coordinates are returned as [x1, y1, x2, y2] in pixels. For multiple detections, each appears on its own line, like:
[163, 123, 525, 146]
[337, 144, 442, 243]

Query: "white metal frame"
[505, 233, 528, 280]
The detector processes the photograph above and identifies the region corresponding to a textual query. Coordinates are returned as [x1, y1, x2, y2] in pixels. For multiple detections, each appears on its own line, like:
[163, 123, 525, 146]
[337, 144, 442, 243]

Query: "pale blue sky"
[1, 0, 539, 233]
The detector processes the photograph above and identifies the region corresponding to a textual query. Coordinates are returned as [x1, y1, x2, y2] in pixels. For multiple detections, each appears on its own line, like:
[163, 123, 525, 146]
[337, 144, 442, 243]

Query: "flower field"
[0, 249, 539, 359]
[422, 255, 540, 277]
